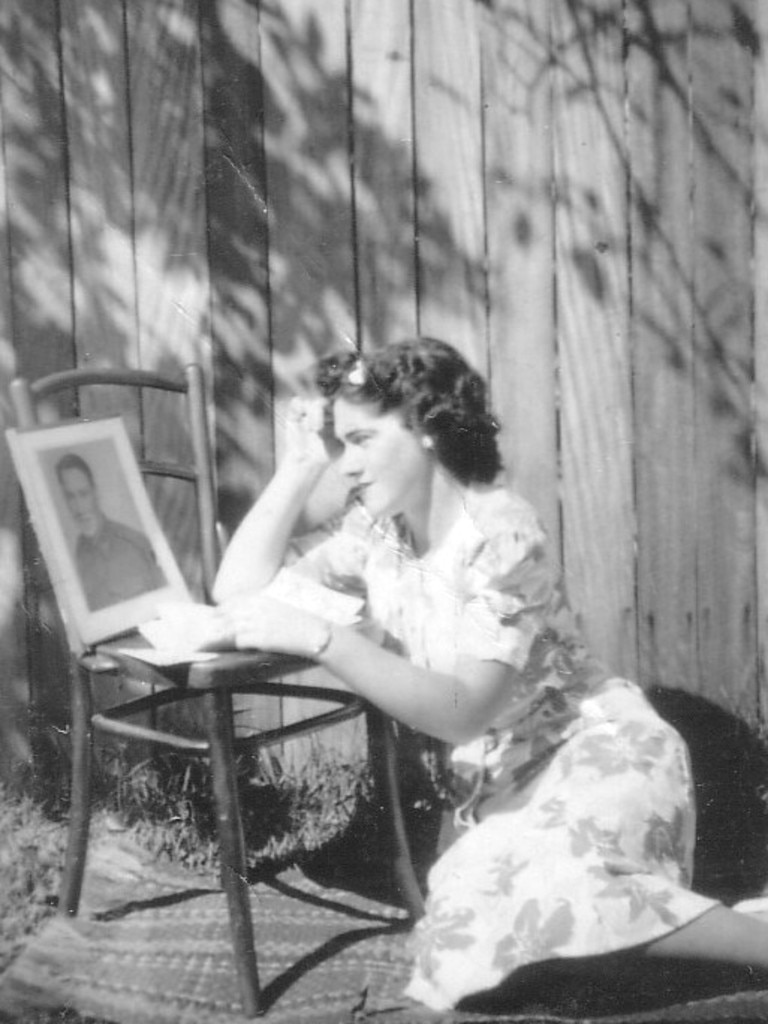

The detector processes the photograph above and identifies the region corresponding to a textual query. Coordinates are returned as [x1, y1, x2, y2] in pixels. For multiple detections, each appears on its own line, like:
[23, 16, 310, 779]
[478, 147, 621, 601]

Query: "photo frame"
[7, 416, 192, 647]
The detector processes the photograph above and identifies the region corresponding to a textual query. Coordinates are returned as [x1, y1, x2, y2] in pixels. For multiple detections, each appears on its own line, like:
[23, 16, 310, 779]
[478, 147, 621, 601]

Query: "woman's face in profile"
[332, 397, 433, 521]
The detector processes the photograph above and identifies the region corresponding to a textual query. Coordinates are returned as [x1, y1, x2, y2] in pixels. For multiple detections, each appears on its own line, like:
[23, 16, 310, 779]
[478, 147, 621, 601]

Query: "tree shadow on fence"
[495, 0, 768, 487]
[0, 0, 474, 778]
[200, 0, 475, 529]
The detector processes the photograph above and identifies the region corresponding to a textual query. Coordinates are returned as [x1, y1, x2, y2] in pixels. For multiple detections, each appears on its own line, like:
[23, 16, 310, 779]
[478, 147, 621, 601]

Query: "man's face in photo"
[60, 466, 103, 538]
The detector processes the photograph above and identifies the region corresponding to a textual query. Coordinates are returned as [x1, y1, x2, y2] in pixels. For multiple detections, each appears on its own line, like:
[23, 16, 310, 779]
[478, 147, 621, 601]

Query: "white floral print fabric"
[288, 485, 720, 1010]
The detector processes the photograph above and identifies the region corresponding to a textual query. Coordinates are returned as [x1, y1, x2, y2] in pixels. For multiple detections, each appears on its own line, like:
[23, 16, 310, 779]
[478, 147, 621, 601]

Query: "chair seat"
[84, 636, 368, 753]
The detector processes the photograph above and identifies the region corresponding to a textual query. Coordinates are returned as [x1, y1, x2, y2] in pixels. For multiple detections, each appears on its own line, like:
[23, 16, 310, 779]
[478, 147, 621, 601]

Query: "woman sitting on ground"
[214, 336, 768, 1011]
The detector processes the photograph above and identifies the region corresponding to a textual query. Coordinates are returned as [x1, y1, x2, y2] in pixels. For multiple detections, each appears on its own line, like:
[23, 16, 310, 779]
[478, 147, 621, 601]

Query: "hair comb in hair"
[346, 360, 365, 386]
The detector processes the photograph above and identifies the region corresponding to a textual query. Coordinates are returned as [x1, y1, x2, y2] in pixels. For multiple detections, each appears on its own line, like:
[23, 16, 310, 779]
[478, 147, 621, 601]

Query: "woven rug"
[2, 840, 768, 1024]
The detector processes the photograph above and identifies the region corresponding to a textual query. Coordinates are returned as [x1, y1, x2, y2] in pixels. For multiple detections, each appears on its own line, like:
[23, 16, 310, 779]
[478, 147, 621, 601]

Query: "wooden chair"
[10, 364, 424, 1018]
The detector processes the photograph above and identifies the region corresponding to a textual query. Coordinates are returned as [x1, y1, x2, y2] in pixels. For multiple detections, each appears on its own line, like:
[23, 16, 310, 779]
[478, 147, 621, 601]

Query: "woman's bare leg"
[644, 906, 768, 968]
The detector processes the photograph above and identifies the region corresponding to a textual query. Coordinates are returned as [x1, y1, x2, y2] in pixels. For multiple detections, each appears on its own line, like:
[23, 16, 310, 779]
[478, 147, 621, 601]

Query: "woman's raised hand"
[284, 396, 334, 470]
[212, 398, 338, 603]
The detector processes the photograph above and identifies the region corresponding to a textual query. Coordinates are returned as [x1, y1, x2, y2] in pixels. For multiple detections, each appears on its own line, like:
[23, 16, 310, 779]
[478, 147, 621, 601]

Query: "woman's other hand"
[219, 593, 331, 659]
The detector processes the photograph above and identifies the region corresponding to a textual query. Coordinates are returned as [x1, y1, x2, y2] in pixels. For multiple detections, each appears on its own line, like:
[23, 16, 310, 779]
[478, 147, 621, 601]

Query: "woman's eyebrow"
[340, 427, 373, 442]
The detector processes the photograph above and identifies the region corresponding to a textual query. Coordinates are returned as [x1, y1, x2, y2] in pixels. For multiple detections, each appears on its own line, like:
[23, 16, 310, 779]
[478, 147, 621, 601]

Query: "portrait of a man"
[55, 451, 167, 612]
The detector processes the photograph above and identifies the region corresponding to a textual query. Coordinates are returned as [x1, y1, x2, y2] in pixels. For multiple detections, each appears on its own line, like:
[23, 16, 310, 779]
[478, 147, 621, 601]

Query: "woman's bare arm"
[212, 460, 325, 601]
[221, 593, 513, 744]
[213, 399, 330, 602]
[319, 624, 512, 744]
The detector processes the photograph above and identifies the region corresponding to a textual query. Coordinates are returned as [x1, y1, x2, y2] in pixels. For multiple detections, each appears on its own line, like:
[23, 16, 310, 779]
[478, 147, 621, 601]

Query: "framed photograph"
[7, 416, 192, 648]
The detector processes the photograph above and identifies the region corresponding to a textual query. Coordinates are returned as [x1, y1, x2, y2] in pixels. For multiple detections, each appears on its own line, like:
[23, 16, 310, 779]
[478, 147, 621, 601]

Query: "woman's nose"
[339, 446, 362, 478]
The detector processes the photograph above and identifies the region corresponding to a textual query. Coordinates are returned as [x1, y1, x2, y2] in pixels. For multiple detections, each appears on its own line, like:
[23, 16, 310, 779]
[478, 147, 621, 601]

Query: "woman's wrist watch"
[308, 619, 334, 659]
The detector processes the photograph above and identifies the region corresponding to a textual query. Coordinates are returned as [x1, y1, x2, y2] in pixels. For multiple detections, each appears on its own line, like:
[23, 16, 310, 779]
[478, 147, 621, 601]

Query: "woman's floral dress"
[289, 484, 719, 1011]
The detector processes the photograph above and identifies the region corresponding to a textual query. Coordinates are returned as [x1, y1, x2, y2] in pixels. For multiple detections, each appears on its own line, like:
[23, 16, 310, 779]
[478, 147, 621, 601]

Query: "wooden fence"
[1, 0, 767, 784]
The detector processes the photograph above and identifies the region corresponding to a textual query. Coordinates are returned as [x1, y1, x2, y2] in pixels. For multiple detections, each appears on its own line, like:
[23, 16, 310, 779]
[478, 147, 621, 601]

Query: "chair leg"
[60, 662, 93, 917]
[368, 710, 426, 921]
[203, 690, 261, 1017]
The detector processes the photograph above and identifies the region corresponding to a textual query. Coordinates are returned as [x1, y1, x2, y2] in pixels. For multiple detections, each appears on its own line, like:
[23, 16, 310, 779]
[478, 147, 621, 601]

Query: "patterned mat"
[1, 840, 768, 1024]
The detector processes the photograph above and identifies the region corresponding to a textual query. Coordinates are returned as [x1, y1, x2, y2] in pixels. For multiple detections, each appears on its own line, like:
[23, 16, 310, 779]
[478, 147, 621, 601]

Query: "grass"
[0, 786, 69, 975]
[98, 744, 378, 876]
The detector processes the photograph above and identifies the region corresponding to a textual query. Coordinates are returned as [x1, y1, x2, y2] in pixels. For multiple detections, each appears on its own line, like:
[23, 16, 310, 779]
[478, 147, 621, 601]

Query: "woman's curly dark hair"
[316, 337, 503, 485]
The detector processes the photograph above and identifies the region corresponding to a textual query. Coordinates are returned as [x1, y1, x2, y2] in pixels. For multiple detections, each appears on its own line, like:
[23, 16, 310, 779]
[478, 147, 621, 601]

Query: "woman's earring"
[422, 436, 434, 451]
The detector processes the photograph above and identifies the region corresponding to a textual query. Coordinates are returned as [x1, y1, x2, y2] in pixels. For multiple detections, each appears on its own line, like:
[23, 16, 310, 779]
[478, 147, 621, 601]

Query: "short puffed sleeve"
[285, 503, 373, 598]
[455, 494, 556, 669]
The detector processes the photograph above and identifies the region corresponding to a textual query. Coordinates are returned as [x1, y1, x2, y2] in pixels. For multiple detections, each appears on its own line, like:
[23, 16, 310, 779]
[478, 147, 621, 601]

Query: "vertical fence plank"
[53, 2, 165, 747]
[60, 0, 139, 419]
[200, 0, 274, 534]
[260, 0, 357, 523]
[0, 2, 76, 785]
[125, 0, 211, 595]
[261, 0, 361, 766]
[126, 0, 211, 374]
[412, 0, 486, 370]
[349, 0, 418, 350]
[0, 13, 28, 785]
[261, 0, 357, 389]
[200, 1, 280, 743]
[627, 0, 699, 693]
[551, 0, 637, 678]
[481, 0, 558, 537]
[0, 4, 74, 383]
[689, 0, 756, 715]
[0, 46, 24, 785]
[756, 0, 768, 722]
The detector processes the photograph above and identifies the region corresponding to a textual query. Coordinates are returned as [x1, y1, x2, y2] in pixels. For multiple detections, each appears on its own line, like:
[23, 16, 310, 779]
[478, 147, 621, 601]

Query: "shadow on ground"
[647, 685, 768, 903]
[461, 952, 768, 1018]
